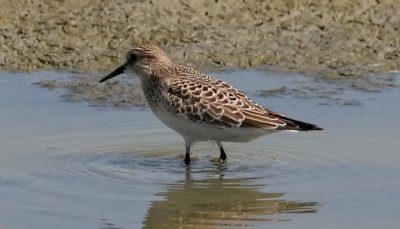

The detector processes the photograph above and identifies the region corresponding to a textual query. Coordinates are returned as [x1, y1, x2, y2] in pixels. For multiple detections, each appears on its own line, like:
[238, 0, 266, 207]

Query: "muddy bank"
[35, 73, 146, 109]
[1, 0, 399, 79]
[35, 70, 399, 109]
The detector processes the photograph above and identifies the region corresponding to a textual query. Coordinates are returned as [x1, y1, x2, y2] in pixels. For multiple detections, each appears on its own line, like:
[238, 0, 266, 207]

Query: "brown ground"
[1, 0, 399, 79]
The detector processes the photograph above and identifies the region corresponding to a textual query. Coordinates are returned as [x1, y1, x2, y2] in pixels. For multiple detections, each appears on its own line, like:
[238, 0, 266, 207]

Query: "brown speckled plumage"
[100, 44, 322, 165]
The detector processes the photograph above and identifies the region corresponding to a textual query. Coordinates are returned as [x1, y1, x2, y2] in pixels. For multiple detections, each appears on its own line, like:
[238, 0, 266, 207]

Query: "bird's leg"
[184, 139, 191, 165]
[217, 141, 227, 162]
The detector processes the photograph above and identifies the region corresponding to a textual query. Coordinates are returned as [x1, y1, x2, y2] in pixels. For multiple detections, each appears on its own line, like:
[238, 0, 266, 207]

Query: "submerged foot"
[209, 156, 227, 164]
[184, 153, 190, 165]
[218, 157, 227, 164]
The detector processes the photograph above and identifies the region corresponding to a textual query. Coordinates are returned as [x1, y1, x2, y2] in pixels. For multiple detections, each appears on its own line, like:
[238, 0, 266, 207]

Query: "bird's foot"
[184, 155, 190, 165]
[218, 158, 227, 164]
[181, 154, 198, 165]
[209, 157, 227, 164]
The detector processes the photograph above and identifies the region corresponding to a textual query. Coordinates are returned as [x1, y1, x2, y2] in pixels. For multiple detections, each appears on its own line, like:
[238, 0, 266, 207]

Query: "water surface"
[0, 71, 399, 228]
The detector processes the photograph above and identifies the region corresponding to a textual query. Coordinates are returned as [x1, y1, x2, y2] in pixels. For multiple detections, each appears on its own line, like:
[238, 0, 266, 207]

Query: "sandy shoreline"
[1, 0, 399, 79]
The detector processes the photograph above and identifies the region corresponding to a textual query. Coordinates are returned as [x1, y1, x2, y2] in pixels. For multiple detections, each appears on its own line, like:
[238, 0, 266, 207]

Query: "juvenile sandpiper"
[100, 44, 322, 165]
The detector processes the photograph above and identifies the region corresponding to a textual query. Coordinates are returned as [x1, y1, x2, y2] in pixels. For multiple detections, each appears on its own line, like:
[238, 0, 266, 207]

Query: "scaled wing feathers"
[164, 68, 291, 129]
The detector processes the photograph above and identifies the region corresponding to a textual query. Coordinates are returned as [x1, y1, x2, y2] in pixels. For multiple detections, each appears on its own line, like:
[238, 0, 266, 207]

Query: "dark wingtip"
[308, 125, 323, 131]
[293, 120, 323, 131]
[308, 124, 324, 131]
[278, 115, 323, 131]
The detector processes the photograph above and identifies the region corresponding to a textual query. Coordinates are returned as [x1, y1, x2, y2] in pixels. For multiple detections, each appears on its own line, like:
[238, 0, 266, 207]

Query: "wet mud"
[1, 0, 399, 79]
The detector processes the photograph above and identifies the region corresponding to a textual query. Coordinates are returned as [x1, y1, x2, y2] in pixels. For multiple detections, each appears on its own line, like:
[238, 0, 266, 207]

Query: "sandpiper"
[100, 44, 322, 165]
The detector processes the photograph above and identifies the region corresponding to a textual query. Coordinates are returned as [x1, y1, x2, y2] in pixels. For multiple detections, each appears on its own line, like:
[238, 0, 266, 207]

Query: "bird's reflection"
[143, 166, 318, 228]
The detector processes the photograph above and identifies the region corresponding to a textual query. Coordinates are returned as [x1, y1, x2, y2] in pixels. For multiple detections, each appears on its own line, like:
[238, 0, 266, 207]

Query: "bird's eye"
[127, 53, 137, 63]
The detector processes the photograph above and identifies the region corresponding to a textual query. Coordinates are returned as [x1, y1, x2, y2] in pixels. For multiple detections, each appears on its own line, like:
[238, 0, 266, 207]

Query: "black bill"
[99, 65, 126, 83]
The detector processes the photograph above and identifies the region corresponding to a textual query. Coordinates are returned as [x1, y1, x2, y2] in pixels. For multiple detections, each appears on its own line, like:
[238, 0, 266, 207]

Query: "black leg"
[184, 139, 191, 165]
[217, 142, 227, 162]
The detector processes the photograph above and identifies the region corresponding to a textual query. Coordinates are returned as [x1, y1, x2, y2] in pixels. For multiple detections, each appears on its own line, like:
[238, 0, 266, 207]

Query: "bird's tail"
[278, 115, 323, 131]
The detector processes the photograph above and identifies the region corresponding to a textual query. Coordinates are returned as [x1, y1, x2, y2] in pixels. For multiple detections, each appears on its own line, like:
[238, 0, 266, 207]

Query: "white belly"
[153, 109, 276, 143]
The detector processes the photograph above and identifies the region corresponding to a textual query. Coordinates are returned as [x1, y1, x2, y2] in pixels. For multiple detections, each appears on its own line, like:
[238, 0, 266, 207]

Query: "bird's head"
[100, 44, 172, 82]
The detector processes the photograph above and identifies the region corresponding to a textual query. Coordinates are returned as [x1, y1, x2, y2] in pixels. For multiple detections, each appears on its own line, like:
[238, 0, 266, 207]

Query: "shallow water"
[0, 71, 399, 228]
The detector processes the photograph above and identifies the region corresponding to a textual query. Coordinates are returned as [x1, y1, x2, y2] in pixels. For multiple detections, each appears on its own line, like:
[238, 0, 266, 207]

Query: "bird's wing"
[164, 74, 292, 130]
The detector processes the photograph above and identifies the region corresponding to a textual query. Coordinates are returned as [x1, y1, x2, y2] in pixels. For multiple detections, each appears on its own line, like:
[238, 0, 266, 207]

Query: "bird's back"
[149, 65, 322, 132]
